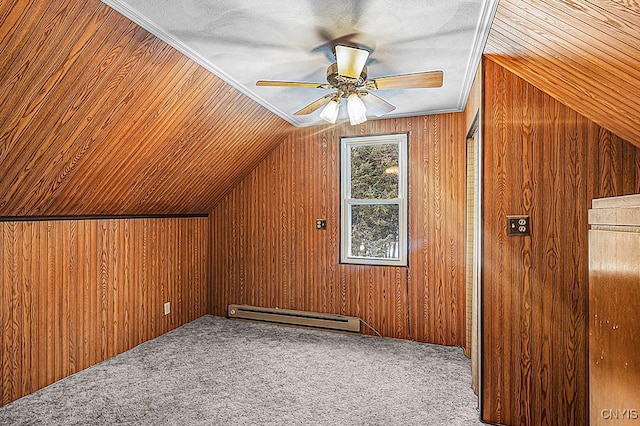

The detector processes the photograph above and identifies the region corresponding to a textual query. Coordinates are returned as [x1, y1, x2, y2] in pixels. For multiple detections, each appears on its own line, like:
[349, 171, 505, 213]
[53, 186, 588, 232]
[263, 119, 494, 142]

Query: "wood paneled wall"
[465, 65, 482, 132]
[0, 0, 291, 217]
[487, 0, 640, 148]
[481, 59, 640, 426]
[211, 114, 467, 345]
[0, 216, 209, 406]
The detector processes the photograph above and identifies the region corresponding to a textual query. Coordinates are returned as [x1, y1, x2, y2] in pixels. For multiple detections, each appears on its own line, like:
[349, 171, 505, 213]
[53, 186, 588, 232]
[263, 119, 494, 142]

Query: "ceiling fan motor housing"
[326, 63, 367, 97]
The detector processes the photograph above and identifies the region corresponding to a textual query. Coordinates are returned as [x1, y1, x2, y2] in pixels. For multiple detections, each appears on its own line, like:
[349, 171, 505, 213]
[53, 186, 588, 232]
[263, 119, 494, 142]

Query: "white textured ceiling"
[102, 0, 498, 127]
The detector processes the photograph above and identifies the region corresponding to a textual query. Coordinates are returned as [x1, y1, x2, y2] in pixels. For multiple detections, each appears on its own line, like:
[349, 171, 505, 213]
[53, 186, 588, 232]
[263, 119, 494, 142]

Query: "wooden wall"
[465, 65, 482, 132]
[0, 216, 209, 406]
[481, 59, 640, 426]
[211, 114, 467, 345]
[487, 0, 640, 148]
[0, 0, 291, 217]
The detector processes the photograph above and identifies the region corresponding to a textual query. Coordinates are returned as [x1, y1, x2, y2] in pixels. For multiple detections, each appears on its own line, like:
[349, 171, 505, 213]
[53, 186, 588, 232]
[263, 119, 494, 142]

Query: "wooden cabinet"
[589, 194, 640, 425]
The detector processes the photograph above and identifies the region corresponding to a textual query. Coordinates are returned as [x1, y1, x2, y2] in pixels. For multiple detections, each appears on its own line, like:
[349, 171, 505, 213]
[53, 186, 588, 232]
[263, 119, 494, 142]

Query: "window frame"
[339, 133, 408, 267]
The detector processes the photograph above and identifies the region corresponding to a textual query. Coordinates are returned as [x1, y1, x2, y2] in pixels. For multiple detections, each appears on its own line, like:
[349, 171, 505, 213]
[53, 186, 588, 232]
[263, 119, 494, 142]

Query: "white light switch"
[163, 302, 171, 315]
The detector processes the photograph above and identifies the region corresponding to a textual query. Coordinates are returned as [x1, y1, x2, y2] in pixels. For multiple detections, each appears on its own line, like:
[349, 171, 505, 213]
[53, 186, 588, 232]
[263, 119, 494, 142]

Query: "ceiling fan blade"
[335, 45, 369, 79]
[256, 80, 329, 89]
[294, 94, 335, 115]
[366, 70, 443, 90]
[361, 92, 396, 117]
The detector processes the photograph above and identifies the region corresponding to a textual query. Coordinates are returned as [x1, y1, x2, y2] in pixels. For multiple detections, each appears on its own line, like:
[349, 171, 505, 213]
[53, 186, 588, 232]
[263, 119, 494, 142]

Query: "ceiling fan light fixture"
[256, 42, 443, 125]
[347, 93, 367, 125]
[335, 45, 369, 79]
[319, 98, 340, 124]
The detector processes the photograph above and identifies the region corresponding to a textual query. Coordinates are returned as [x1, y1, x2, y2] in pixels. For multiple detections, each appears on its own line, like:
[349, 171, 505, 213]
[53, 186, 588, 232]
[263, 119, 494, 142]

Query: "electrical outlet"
[507, 215, 530, 236]
[315, 219, 327, 230]
[163, 302, 171, 315]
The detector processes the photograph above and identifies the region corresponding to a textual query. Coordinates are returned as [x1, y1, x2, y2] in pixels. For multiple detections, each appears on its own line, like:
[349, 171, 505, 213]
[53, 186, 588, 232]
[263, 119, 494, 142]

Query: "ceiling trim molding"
[456, 0, 500, 110]
[101, 0, 300, 126]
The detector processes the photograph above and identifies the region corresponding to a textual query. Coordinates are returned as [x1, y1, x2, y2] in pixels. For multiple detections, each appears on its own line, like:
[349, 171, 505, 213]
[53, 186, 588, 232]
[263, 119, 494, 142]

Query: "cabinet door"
[589, 229, 640, 425]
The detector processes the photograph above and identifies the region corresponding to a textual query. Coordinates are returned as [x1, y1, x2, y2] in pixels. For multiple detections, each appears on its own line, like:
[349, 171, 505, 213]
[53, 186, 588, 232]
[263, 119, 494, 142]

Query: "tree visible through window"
[340, 134, 408, 266]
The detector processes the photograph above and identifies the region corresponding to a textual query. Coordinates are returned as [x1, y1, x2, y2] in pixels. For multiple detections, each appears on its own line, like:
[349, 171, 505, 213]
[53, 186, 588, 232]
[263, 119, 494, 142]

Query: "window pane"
[350, 144, 399, 199]
[349, 204, 400, 259]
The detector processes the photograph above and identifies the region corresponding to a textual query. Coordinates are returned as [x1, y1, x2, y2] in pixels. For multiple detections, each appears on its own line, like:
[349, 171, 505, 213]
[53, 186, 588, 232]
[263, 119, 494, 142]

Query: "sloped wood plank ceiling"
[0, 0, 292, 217]
[4, 0, 638, 219]
[486, 0, 640, 149]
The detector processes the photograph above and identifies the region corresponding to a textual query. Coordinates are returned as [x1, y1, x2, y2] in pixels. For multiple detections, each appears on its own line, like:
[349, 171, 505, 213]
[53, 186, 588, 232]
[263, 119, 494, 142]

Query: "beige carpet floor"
[0, 315, 482, 425]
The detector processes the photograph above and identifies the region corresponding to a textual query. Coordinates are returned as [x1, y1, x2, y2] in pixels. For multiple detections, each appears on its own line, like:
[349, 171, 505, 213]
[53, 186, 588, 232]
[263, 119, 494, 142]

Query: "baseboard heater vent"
[227, 304, 360, 333]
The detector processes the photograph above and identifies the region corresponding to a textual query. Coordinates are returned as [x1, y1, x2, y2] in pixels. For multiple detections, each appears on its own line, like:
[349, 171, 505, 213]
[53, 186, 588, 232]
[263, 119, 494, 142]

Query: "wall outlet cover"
[507, 215, 530, 236]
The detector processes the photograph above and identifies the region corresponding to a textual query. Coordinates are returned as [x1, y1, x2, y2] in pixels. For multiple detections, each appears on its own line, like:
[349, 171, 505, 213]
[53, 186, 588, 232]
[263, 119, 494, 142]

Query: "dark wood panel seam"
[0, 214, 208, 223]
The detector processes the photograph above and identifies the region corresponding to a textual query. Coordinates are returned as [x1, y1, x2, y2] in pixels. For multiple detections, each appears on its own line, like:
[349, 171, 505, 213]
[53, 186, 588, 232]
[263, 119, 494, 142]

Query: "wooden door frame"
[466, 111, 483, 409]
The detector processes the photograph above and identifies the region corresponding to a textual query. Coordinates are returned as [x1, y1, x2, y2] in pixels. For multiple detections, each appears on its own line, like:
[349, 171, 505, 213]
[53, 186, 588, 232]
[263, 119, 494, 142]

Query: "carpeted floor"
[0, 315, 482, 425]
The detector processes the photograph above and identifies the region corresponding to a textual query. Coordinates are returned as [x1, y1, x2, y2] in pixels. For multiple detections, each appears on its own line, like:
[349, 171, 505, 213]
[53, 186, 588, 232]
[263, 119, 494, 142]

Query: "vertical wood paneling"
[0, 216, 209, 407]
[481, 59, 640, 426]
[210, 114, 467, 345]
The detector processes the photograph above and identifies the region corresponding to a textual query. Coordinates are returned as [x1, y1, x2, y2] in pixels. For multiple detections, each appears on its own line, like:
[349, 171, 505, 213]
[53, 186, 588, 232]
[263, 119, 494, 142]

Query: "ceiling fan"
[256, 45, 443, 125]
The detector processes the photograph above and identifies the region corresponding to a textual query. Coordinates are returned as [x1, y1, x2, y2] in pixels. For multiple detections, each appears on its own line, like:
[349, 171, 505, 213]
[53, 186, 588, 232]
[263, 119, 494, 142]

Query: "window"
[340, 133, 408, 266]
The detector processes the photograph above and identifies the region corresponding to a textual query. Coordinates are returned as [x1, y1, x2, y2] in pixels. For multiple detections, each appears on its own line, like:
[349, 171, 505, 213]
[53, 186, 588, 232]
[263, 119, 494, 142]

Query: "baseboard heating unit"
[227, 304, 360, 333]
